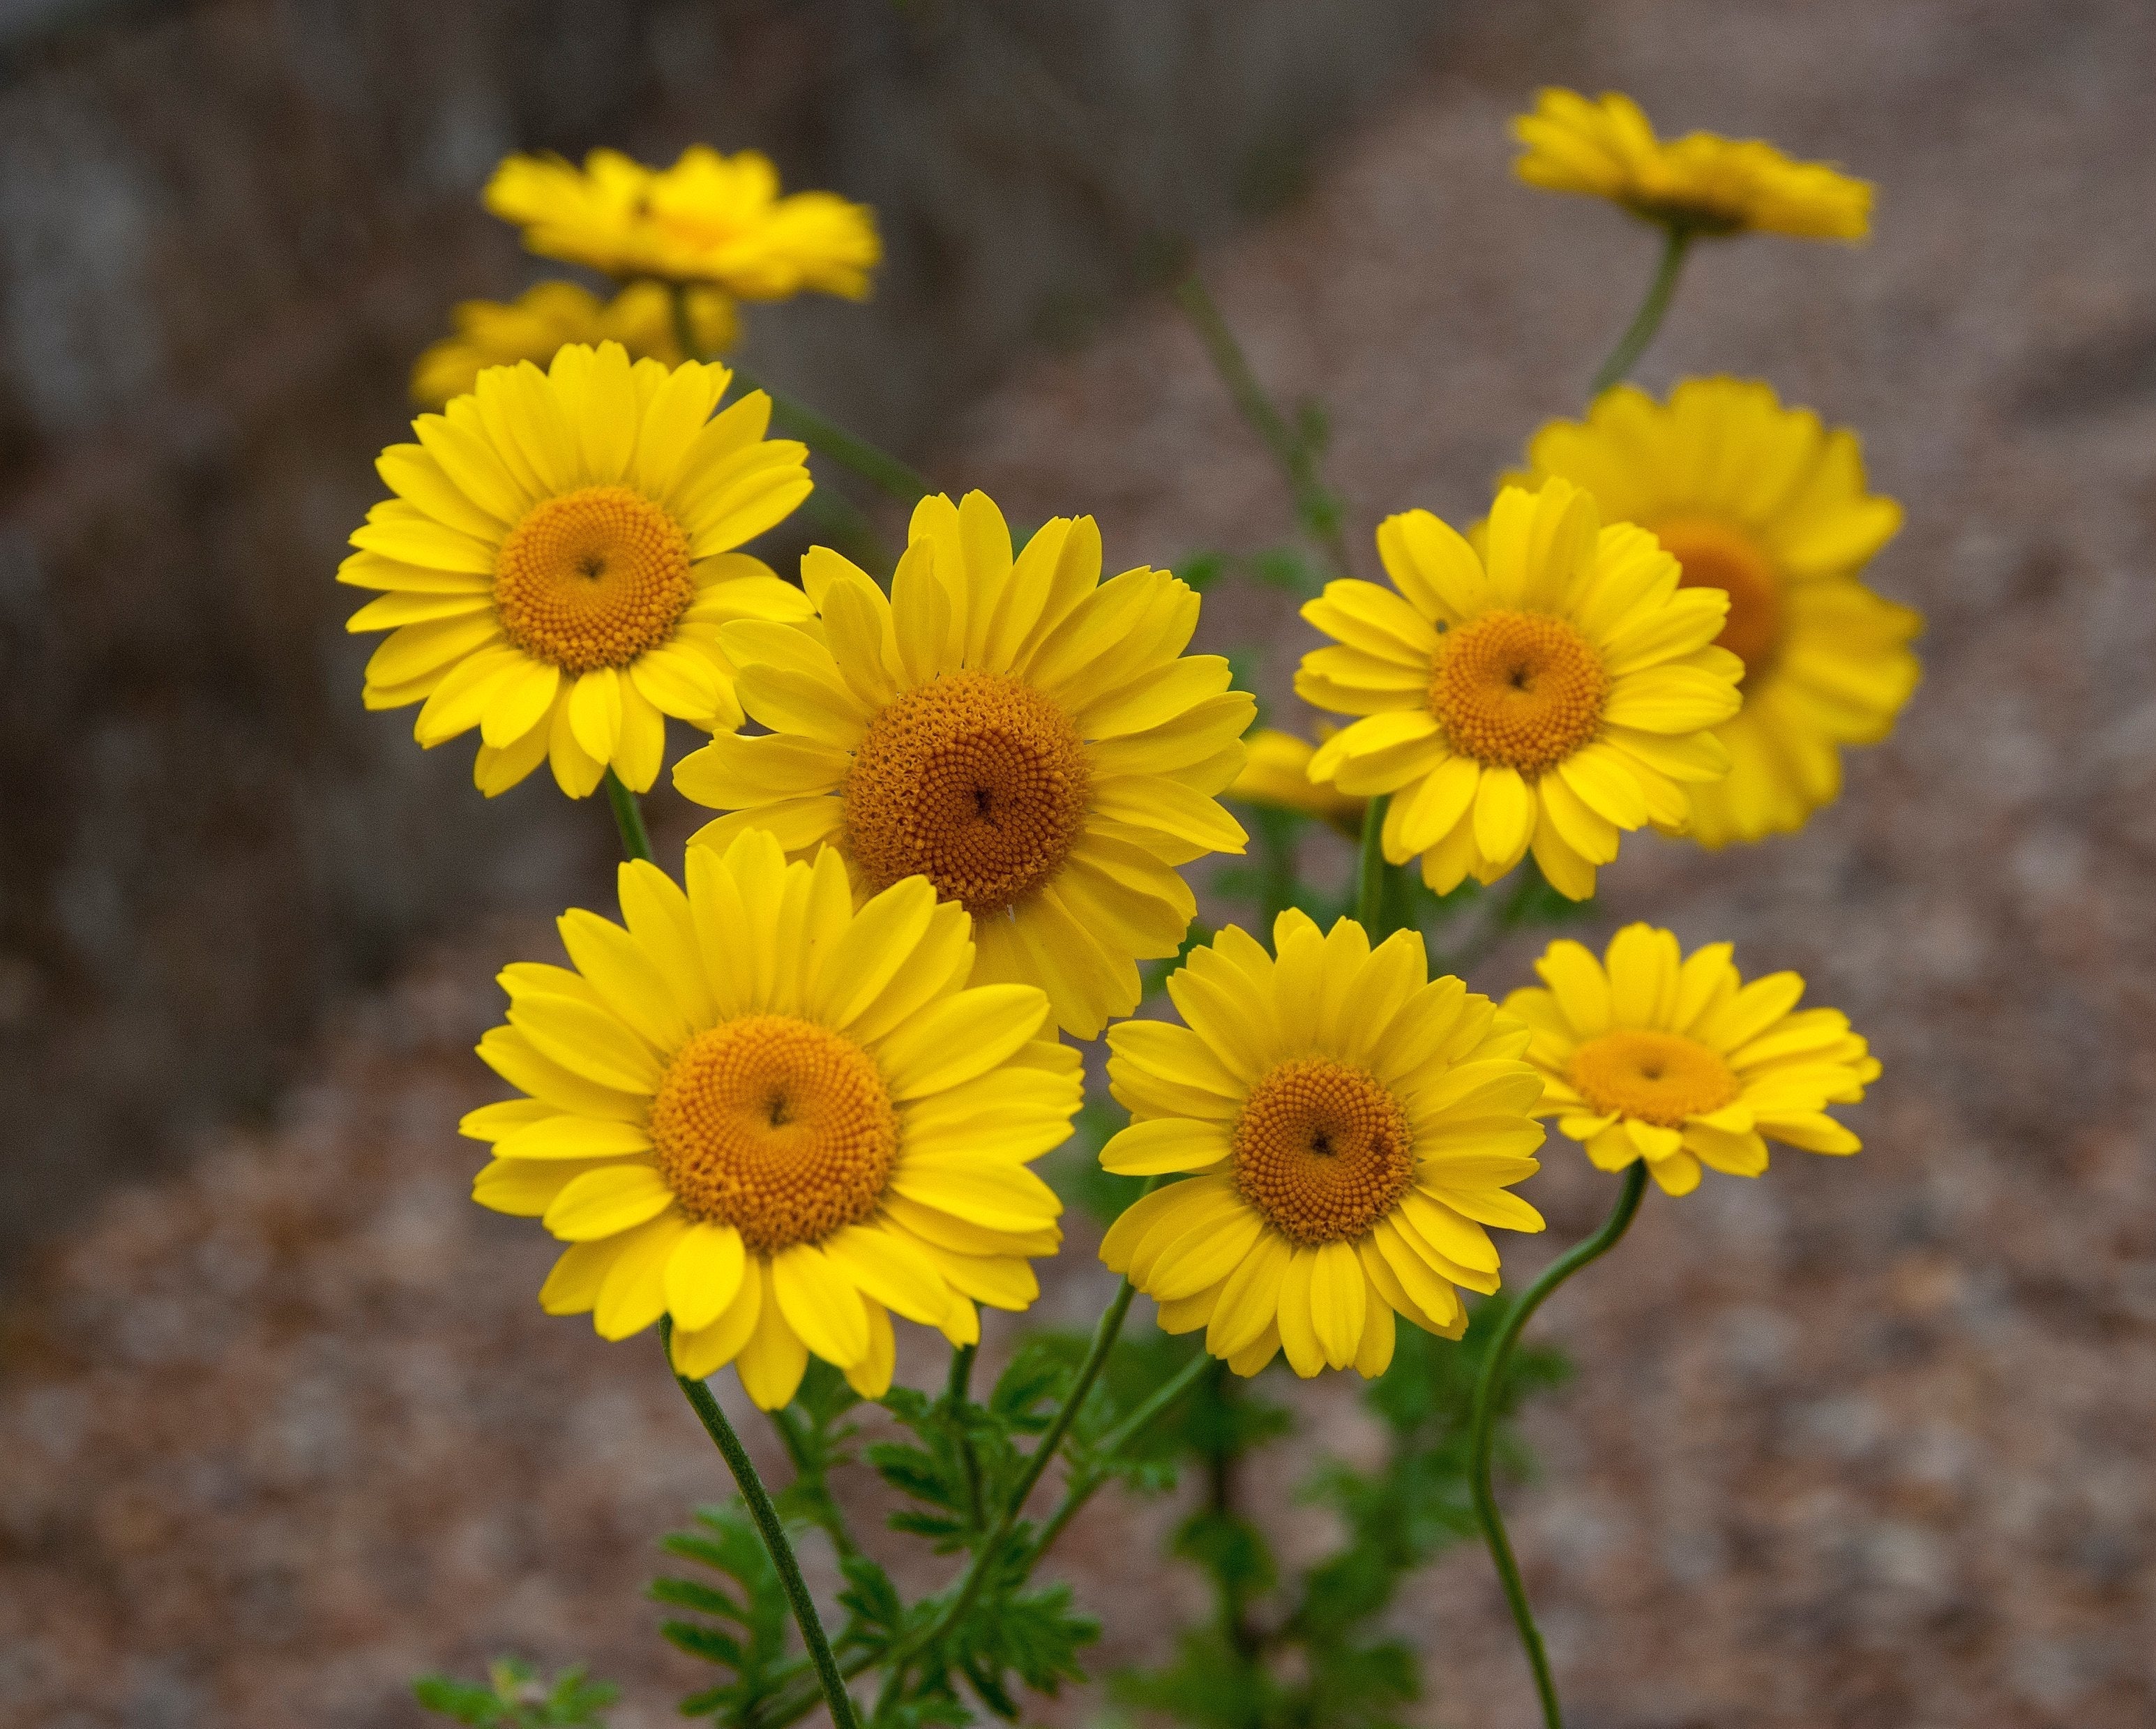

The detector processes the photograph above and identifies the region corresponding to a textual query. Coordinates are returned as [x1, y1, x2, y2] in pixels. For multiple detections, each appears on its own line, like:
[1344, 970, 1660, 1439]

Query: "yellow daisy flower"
[464, 831, 1079, 1410]
[412, 281, 738, 409]
[1506, 924, 1879, 1198]
[1295, 478, 1743, 900]
[484, 146, 880, 300]
[1226, 727, 1366, 838]
[343, 341, 813, 799]
[1509, 378, 1920, 846]
[674, 490, 1256, 1040]
[1098, 911, 1547, 1377]
[1512, 87, 1873, 242]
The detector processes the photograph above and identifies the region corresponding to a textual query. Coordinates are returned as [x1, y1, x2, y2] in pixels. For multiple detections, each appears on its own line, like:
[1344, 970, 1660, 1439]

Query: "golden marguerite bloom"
[1512, 88, 1872, 242]
[674, 490, 1255, 1040]
[484, 147, 880, 300]
[1227, 727, 1366, 837]
[412, 281, 738, 409]
[465, 832, 1079, 1409]
[1099, 912, 1546, 1377]
[1509, 378, 1919, 846]
[1295, 478, 1742, 900]
[1507, 924, 1878, 1198]
[344, 341, 812, 799]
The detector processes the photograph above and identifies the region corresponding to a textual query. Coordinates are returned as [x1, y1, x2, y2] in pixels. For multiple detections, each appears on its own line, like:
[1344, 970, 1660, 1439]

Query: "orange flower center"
[1654, 516, 1783, 681]
[843, 671, 1090, 917]
[1428, 610, 1610, 774]
[493, 485, 695, 673]
[1568, 1029, 1739, 1128]
[648, 1015, 896, 1254]
[1232, 1059, 1416, 1246]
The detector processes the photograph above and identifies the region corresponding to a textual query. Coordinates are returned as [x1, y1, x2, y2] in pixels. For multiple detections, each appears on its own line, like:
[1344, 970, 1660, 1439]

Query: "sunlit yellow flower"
[1295, 479, 1742, 900]
[1509, 379, 1918, 846]
[485, 147, 880, 299]
[1512, 88, 1872, 242]
[675, 491, 1254, 1039]
[343, 342, 812, 799]
[1227, 727, 1366, 837]
[1099, 911, 1546, 1377]
[465, 832, 1078, 1409]
[412, 281, 738, 409]
[1507, 924, 1878, 1198]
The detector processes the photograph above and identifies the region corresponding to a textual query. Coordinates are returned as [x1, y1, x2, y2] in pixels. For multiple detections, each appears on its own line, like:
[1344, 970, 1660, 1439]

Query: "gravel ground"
[6, 1, 2155, 1725]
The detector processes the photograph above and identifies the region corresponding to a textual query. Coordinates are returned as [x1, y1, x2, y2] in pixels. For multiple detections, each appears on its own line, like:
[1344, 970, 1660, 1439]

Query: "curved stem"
[1468, 1161, 1650, 1729]
[1354, 794, 1392, 933]
[660, 1320, 862, 1729]
[602, 769, 654, 863]
[1587, 225, 1694, 399]
[1028, 1349, 1214, 1563]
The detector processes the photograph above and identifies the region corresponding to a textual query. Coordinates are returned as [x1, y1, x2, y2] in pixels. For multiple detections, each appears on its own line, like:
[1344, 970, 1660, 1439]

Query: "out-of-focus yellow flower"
[1507, 924, 1878, 1198]
[342, 342, 812, 799]
[675, 491, 1253, 1041]
[1512, 88, 1872, 242]
[1228, 728, 1366, 836]
[1509, 379, 1918, 847]
[1295, 480, 1742, 901]
[1099, 910, 1546, 1377]
[412, 282, 738, 409]
[484, 147, 880, 299]
[466, 833, 1078, 1409]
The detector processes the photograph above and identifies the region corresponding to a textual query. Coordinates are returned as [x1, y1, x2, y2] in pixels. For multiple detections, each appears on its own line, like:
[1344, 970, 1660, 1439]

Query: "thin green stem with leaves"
[1173, 271, 1355, 581]
[1027, 1349, 1214, 1562]
[946, 1341, 986, 1532]
[1354, 794, 1392, 932]
[1468, 1162, 1650, 1729]
[1587, 225, 1695, 398]
[658, 1320, 863, 1729]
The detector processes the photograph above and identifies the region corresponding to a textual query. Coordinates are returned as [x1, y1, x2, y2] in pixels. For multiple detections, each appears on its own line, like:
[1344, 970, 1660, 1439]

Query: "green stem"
[946, 1339, 986, 1533]
[1027, 1348, 1214, 1562]
[603, 769, 653, 863]
[1587, 225, 1694, 399]
[1354, 794, 1392, 933]
[1468, 1162, 1650, 1729]
[1173, 271, 1354, 581]
[659, 1320, 862, 1729]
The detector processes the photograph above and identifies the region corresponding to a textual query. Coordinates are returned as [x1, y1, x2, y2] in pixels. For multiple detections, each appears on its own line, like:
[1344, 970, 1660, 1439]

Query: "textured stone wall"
[0, 0, 1452, 1259]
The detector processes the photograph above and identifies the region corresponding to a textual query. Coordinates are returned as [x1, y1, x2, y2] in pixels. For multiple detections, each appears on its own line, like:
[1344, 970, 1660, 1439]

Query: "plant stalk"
[659, 1320, 862, 1729]
[601, 769, 654, 864]
[1468, 1161, 1650, 1729]
[1354, 794, 1392, 933]
[1587, 225, 1694, 399]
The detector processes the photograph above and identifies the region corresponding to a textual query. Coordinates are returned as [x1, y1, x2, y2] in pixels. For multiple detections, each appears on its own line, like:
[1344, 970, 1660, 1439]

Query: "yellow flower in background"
[1506, 924, 1878, 1198]
[1099, 911, 1546, 1377]
[675, 491, 1255, 1040]
[343, 342, 812, 799]
[1512, 88, 1872, 243]
[465, 833, 1078, 1410]
[1509, 379, 1919, 847]
[412, 281, 739, 409]
[1295, 479, 1742, 900]
[1227, 727, 1366, 837]
[485, 146, 881, 299]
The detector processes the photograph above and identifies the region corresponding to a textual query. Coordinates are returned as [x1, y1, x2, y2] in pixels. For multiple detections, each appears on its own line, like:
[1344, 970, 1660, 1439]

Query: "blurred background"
[2, 0, 2153, 1725]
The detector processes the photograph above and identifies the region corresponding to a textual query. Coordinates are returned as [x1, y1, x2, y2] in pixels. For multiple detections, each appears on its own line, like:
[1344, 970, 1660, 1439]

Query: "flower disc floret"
[1095, 910, 1549, 1380]
[649, 1016, 897, 1253]
[1429, 610, 1611, 773]
[494, 485, 695, 673]
[1232, 1060, 1415, 1246]
[1567, 1029, 1739, 1128]
[843, 670, 1090, 915]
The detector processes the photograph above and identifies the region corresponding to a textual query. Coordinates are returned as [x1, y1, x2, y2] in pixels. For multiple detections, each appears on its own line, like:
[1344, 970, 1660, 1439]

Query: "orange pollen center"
[843, 670, 1090, 917]
[647, 1015, 897, 1254]
[492, 485, 695, 673]
[1428, 610, 1610, 774]
[1568, 1029, 1740, 1128]
[1654, 516, 1783, 681]
[1231, 1059, 1416, 1246]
